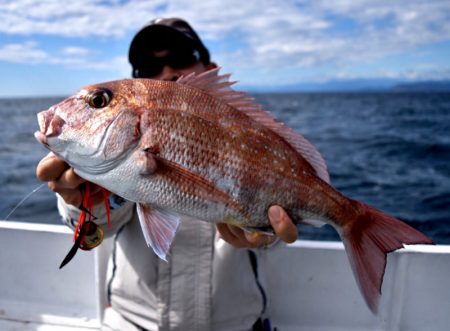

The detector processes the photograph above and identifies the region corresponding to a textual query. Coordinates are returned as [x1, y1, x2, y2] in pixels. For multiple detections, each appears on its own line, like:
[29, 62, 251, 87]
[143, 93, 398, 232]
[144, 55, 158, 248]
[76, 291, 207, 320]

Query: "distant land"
[391, 81, 450, 92]
[242, 79, 450, 93]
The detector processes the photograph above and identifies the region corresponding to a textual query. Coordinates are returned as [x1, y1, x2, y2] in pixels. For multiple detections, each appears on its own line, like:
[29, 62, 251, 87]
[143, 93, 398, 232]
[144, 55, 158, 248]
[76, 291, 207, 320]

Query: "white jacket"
[57, 194, 273, 331]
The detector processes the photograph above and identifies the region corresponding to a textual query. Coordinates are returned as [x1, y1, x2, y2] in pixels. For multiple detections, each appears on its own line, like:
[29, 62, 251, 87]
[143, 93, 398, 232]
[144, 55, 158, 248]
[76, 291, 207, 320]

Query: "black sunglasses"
[133, 48, 201, 78]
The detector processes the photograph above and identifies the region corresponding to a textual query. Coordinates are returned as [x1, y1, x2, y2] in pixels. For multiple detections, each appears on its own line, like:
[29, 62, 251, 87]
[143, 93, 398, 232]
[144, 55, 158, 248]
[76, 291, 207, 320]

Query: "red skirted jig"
[59, 182, 111, 269]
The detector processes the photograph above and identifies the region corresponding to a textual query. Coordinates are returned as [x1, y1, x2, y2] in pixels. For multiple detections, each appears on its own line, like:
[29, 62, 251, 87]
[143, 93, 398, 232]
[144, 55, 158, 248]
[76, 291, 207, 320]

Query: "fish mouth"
[34, 131, 49, 146]
[35, 108, 66, 143]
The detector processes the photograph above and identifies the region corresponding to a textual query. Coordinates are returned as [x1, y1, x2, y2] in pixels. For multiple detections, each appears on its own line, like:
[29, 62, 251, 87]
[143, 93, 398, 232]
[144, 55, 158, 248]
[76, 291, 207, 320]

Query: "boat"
[1, 220, 449, 331]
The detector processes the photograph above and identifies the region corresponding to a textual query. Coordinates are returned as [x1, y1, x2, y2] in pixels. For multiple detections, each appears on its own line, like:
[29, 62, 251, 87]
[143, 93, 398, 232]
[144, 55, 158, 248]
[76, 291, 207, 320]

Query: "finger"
[86, 184, 110, 207]
[216, 223, 247, 248]
[89, 190, 109, 207]
[36, 153, 69, 181]
[227, 224, 244, 238]
[244, 231, 277, 247]
[47, 174, 84, 192]
[52, 185, 108, 208]
[56, 188, 83, 207]
[268, 205, 298, 243]
[227, 225, 272, 248]
[56, 168, 85, 189]
[88, 184, 105, 196]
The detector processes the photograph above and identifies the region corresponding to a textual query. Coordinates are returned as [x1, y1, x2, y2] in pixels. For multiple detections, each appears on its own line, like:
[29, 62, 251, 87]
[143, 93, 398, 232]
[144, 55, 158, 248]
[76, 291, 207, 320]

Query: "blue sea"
[0, 93, 449, 244]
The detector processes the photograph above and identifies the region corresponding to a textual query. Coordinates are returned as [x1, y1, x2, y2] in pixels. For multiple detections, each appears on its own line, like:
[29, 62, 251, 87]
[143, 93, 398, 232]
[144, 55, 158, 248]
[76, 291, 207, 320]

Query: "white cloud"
[0, 40, 128, 75]
[0, 41, 48, 63]
[61, 46, 92, 56]
[239, 1, 450, 67]
[0, 0, 166, 37]
[0, 0, 449, 83]
[117, 0, 448, 83]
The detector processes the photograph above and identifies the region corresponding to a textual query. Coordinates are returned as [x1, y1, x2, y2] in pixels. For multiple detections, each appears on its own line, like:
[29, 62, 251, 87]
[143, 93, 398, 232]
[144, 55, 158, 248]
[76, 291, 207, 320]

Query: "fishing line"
[4, 183, 46, 220]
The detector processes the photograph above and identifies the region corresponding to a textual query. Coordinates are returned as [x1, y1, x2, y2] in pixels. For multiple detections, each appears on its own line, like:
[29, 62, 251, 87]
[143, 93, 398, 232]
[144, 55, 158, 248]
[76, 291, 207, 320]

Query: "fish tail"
[340, 200, 433, 313]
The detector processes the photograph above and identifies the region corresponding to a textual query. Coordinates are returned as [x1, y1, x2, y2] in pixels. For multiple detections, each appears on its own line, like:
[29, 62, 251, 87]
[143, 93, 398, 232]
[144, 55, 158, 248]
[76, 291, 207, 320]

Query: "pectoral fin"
[136, 203, 181, 261]
[136, 148, 158, 176]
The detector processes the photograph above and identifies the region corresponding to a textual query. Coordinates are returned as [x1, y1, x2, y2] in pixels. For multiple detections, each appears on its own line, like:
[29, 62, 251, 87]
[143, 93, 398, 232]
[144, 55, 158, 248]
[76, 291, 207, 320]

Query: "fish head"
[35, 79, 144, 174]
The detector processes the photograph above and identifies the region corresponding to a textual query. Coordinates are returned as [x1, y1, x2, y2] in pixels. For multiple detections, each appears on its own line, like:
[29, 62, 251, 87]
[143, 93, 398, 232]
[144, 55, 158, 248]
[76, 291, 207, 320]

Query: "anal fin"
[136, 203, 181, 261]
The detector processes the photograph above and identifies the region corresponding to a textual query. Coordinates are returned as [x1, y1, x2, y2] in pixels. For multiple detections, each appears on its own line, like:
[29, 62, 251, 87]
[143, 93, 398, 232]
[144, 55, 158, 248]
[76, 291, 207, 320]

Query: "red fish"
[34, 68, 432, 313]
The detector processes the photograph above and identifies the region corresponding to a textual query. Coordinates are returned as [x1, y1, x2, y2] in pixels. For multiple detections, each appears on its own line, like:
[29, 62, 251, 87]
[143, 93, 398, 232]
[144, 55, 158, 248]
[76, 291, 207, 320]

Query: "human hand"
[216, 205, 298, 248]
[36, 152, 106, 207]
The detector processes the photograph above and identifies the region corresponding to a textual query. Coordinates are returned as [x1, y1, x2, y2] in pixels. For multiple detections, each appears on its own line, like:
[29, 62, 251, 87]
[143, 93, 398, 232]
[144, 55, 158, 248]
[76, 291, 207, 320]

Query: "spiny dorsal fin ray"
[176, 68, 330, 183]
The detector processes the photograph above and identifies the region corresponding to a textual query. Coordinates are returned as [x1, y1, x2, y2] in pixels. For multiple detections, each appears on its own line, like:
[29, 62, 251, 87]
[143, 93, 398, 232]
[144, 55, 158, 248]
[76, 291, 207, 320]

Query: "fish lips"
[35, 109, 66, 146]
[34, 131, 49, 146]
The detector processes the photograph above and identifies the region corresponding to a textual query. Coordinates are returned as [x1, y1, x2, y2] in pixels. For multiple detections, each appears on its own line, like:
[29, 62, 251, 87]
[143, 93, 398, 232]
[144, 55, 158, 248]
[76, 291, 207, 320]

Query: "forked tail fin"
[340, 201, 433, 313]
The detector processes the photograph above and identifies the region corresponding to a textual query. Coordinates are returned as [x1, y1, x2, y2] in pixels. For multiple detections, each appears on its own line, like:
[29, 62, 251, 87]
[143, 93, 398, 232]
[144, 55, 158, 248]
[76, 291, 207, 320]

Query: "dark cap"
[129, 18, 210, 69]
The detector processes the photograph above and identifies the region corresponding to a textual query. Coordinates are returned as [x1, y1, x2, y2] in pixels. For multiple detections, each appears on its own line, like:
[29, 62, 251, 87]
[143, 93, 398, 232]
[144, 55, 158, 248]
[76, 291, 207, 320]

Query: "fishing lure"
[59, 182, 111, 269]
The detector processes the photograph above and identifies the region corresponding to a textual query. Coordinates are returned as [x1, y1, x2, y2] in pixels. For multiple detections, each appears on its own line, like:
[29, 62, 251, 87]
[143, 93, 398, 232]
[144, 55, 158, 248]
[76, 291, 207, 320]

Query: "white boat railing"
[1, 220, 449, 331]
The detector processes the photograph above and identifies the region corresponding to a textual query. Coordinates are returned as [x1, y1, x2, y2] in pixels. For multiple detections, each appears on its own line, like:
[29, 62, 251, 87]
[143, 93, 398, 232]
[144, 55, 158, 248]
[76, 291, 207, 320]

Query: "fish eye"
[87, 89, 112, 109]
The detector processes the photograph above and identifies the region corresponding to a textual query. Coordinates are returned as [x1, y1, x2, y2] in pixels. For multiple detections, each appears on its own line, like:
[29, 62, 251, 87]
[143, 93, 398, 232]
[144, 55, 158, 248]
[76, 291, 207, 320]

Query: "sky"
[0, 0, 450, 97]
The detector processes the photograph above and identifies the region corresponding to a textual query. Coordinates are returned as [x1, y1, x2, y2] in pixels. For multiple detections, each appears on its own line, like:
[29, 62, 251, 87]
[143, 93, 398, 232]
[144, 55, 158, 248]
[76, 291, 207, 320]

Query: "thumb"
[268, 205, 298, 243]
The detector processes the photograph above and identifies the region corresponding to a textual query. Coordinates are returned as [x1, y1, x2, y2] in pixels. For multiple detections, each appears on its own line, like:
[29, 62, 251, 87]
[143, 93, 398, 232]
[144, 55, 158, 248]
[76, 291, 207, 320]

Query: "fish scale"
[123, 83, 344, 226]
[35, 68, 432, 313]
[147, 108, 298, 225]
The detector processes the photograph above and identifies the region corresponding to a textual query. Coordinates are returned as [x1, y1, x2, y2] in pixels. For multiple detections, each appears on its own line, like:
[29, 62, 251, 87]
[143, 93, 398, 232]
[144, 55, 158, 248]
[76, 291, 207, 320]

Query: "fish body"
[35, 69, 432, 313]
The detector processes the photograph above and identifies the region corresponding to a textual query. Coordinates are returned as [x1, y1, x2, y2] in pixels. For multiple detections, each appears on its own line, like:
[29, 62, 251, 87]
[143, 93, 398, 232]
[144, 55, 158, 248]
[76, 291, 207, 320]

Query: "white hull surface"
[1, 220, 449, 331]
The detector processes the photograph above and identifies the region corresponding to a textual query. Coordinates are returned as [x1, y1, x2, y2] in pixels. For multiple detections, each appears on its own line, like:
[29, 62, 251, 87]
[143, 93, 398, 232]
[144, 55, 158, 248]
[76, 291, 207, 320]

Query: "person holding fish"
[36, 18, 298, 331]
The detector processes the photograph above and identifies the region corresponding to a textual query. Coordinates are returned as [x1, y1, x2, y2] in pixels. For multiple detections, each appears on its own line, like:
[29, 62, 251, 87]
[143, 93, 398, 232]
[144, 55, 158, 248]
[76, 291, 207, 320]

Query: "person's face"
[149, 50, 206, 81]
[136, 49, 216, 82]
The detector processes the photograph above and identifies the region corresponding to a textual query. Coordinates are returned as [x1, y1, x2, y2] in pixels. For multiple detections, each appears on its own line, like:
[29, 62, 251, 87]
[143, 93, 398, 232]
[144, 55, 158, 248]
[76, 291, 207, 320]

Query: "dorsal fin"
[176, 68, 330, 183]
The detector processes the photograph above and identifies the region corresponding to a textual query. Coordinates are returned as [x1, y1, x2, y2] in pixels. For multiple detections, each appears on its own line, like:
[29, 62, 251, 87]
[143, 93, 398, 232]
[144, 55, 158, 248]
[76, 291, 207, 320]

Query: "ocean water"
[0, 93, 449, 244]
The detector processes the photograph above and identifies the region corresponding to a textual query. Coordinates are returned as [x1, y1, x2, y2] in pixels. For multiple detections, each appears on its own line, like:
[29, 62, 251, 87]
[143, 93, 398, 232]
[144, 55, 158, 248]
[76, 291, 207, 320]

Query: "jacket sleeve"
[56, 193, 135, 238]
